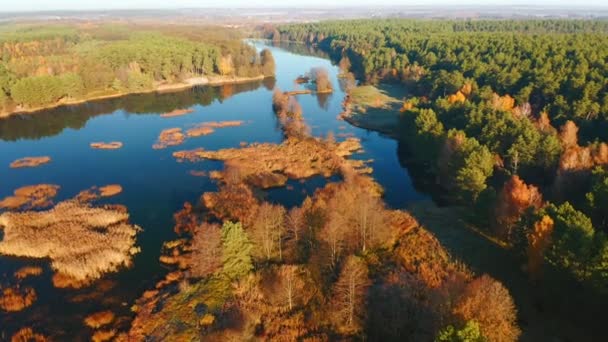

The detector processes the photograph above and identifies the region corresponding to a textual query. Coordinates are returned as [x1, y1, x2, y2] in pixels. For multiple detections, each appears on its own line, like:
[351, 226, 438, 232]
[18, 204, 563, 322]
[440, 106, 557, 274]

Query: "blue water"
[0, 41, 427, 339]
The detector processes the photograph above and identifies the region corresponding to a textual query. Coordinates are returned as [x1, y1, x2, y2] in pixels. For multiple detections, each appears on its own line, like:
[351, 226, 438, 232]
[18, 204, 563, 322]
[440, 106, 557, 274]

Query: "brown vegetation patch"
[9, 156, 51, 169]
[153, 128, 185, 149]
[0, 184, 60, 210]
[186, 125, 215, 137]
[285, 89, 312, 96]
[75, 184, 123, 202]
[10, 327, 47, 342]
[90, 141, 123, 150]
[91, 329, 117, 342]
[14, 266, 43, 280]
[84, 310, 115, 328]
[0, 286, 36, 312]
[0, 200, 141, 287]
[99, 184, 122, 197]
[160, 108, 194, 118]
[189, 170, 207, 177]
[174, 137, 364, 188]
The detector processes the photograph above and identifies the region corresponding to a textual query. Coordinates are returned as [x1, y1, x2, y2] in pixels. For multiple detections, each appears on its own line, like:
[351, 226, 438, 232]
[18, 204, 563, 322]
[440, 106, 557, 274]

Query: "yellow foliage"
[460, 82, 473, 97]
[447, 91, 466, 104]
[200, 313, 216, 326]
[491, 93, 515, 112]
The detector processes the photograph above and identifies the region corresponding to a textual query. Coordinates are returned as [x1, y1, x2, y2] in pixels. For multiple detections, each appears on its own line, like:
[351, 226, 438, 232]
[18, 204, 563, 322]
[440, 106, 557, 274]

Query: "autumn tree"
[353, 191, 387, 252]
[221, 221, 253, 280]
[173, 202, 198, 235]
[311, 67, 333, 93]
[251, 203, 287, 261]
[339, 56, 352, 72]
[331, 255, 371, 334]
[272, 88, 289, 115]
[260, 48, 276, 77]
[453, 275, 520, 342]
[527, 215, 554, 280]
[217, 54, 234, 76]
[495, 175, 543, 241]
[559, 120, 579, 148]
[190, 223, 223, 278]
[320, 209, 348, 268]
[277, 265, 306, 311]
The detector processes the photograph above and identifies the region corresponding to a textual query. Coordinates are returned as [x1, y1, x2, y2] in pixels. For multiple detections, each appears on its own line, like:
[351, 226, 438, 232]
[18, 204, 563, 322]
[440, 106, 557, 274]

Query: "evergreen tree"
[221, 221, 253, 280]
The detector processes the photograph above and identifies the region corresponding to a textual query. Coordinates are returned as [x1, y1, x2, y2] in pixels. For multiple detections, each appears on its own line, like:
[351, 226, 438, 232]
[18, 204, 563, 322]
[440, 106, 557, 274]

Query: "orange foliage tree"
[173, 202, 198, 235]
[453, 274, 520, 342]
[495, 175, 543, 241]
[527, 215, 554, 280]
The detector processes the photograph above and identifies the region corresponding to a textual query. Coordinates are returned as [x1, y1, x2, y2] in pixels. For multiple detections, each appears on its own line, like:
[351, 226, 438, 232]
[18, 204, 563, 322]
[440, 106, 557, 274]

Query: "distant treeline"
[271, 19, 608, 133]
[0, 24, 275, 112]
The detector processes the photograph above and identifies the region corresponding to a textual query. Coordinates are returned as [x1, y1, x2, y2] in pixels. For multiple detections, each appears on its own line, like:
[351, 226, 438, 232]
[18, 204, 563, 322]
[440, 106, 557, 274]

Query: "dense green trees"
[275, 19, 608, 293]
[276, 19, 608, 131]
[0, 24, 275, 111]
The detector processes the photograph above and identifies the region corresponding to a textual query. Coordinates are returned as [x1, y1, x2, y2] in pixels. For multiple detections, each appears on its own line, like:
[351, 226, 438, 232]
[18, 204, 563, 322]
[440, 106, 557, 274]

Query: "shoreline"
[0, 74, 267, 119]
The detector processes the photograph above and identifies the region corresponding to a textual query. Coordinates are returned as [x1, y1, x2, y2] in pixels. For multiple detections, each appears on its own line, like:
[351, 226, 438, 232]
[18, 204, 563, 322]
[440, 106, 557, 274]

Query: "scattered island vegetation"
[0, 184, 59, 210]
[0, 24, 276, 117]
[271, 18, 608, 337]
[90, 142, 123, 150]
[9, 156, 51, 168]
[160, 108, 194, 118]
[0, 199, 141, 289]
[110, 82, 521, 341]
[153, 120, 245, 149]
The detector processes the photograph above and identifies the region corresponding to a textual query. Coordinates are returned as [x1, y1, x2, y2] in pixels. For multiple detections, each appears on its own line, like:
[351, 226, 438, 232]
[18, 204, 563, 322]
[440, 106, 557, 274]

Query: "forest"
[0, 24, 275, 114]
[269, 18, 608, 335]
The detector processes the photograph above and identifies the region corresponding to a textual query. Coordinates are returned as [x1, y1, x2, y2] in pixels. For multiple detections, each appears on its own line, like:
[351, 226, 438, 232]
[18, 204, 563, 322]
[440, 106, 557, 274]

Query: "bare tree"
[354, 191, 386, 252]
[320, 211, 347, 268]
[251, 203, 286, 261]
[190, 223, 223, 278]
[277, 265, 305, 311]
[332, 255, 371, 333]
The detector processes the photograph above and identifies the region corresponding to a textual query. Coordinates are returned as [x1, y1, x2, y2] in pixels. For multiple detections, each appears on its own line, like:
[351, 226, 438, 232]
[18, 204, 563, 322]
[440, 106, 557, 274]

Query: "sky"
[1, 0, 607, 12]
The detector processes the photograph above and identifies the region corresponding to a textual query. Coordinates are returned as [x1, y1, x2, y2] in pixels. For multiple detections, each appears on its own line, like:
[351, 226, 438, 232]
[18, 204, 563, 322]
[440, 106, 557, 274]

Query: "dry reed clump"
[84, 310, 115, 328]
[0, 200, 141, 288]
[14, 266, 43, 280]
[188, 170, 207, 177]
[186, 120, 244, 138]
[10, 327, 48, 342]
[90, 142, 123, 150]
[173, 137, 364, 188]
[160, 108, 194, 118]
[75, 185, 123, 202]
[91, 329, 117, 342]
[0, 184, 60, 210]
[9, 156, 51, 168]
[153, 128, 185, 149]
[0, 286, 36, 312]
[99, 185, 122, 197]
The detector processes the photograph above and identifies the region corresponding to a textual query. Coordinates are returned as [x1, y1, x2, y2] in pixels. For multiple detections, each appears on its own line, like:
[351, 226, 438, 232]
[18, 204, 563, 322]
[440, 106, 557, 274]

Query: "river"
[0, 41, 428, 339]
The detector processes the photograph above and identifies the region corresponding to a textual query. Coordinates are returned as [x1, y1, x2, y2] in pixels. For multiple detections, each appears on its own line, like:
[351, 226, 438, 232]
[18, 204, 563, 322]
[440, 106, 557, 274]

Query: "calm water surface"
[0, 42, 427, 339]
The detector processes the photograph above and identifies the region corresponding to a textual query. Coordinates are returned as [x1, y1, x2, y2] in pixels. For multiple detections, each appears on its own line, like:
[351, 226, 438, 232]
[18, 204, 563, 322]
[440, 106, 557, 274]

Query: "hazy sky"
[2, 0, 607, 12]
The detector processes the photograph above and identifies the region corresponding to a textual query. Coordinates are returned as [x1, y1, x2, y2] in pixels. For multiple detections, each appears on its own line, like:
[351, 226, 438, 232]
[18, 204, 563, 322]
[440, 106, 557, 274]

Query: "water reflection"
[0, 81, 263, 142]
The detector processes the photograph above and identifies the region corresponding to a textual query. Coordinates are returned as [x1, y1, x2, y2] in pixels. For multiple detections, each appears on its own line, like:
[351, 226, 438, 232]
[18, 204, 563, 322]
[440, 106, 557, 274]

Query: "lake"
[0, 41, 428, 339]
